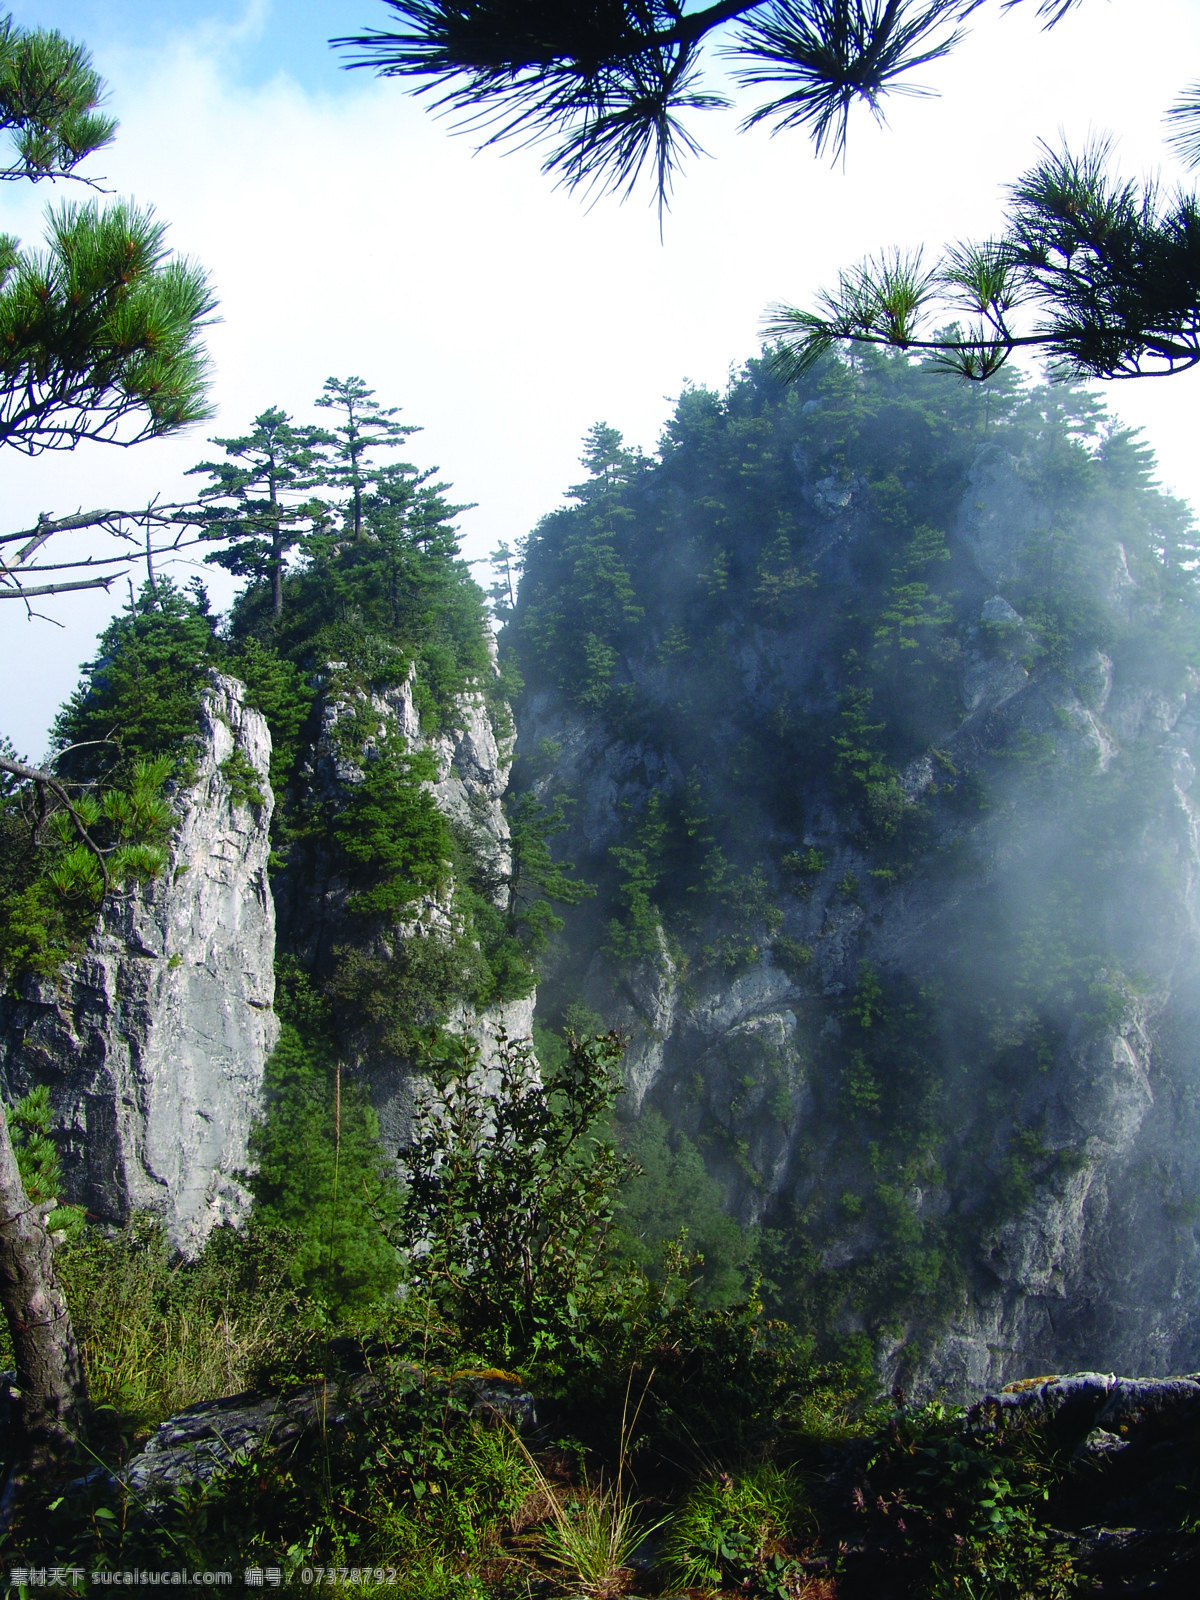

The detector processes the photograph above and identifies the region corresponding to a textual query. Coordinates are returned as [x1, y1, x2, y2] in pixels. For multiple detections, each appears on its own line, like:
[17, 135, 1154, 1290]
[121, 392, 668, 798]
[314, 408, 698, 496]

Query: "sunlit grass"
[522, 1458, 661, 1600]
[56, 1215, 305, 1435]
[514, 1372, 665, 1600]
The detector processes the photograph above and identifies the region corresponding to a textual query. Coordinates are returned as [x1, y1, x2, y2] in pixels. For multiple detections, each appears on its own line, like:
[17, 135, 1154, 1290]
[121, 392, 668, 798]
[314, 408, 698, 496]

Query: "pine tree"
[517, 423, 645, 709]
[486, 539, 522, 623]
[504, 791, 596, 953]
[190, 407, 331, 618]
[247, 1027, 403, 1312]
[315, 376, 420, 539]
[0, 10, 212, 456]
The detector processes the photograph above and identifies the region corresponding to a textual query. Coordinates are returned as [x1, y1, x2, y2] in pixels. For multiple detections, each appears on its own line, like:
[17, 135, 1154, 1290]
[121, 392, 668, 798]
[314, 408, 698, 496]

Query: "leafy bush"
[842, 1399, 1079, 1598]
[664, 1461, 812, 1595]
[394, 1029, 632, 1361]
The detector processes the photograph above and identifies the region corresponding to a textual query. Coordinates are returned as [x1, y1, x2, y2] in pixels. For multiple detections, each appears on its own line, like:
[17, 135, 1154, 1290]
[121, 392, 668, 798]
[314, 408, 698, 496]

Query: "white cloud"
[4, 0, 1200, 755]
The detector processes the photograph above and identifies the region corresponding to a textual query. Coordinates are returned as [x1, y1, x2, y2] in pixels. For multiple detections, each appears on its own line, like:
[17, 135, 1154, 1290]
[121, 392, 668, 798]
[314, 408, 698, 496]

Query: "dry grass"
[519, 1459, 660, 1600]
[81, 1295, 277, 1421]
[513, 1372, 665, 1600]
[58, 1215, 303, 1434]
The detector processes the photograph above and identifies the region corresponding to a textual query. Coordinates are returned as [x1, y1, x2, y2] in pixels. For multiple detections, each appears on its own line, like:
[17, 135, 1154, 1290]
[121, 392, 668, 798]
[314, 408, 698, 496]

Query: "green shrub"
[394, 1029, 632, 1361]
[0, 755, 175, 980]
[0, 582, 201, 982]
[664, 1461, 812, 1593]
[771, 934, 813, 978]
[228, 636, 314, 792]
[612, 1110, 754, 1307]
[219, 746, 266, 809]
[845, 1401, 1079, 1598]
[331, 744, 450, 919]
[247, 1026, 403, 1313]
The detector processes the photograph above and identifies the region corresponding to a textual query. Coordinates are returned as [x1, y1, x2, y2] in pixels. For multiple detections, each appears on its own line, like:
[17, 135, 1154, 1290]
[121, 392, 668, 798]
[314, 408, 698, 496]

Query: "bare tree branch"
[0, 574, 116, 600]
[0, 501, 212, 608]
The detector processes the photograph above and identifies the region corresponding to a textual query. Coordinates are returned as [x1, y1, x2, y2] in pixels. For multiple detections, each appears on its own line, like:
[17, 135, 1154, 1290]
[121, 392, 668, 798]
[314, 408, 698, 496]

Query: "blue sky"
[13, 1, 369, 94]
[5, 1, 1200, 754]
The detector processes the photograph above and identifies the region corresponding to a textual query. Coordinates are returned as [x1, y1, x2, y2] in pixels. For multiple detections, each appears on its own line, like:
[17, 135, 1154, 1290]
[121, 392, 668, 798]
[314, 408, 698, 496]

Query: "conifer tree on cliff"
[316, 375, 419, 540]
[190, 407, 331, 617]
[340, 1, 1200, 383]
[0, 12, 214, 1511]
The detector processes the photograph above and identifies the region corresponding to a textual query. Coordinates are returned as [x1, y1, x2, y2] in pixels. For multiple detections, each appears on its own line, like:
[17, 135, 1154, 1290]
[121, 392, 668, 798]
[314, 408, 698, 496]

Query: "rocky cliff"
[509, 360, 1200, 1394]
[0, 644, 529, 1249]
[0, 674, 277, 1255]
[272, 660, 532, 1155]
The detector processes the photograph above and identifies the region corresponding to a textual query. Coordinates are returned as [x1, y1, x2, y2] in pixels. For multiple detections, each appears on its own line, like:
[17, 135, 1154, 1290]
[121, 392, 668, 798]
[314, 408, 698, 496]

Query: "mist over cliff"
[504, 351, 1200, 1393]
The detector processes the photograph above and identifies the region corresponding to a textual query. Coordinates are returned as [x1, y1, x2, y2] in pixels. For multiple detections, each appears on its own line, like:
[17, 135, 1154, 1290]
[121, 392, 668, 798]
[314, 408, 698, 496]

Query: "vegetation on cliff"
[505, 348, 1200, 1371]
[1, 375, 596, 1324]
[7, 1025, 1198, 1599]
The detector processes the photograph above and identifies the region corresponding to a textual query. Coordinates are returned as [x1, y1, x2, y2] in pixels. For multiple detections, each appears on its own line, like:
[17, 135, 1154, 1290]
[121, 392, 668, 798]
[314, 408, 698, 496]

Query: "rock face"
[819, 1371, 1200, 1594]
[0, 644, 530, 1252]
[0, 674, 277, 1255]
[378, 669, 536, 1147]
[273, 663, 533, 1155]
[514, 406, 1200, 1396]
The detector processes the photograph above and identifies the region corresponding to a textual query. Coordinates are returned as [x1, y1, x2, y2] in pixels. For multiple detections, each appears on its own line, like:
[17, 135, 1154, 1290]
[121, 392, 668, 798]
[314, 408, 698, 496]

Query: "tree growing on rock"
[191, 407, 332, 618]
[315, 375, 420, 541]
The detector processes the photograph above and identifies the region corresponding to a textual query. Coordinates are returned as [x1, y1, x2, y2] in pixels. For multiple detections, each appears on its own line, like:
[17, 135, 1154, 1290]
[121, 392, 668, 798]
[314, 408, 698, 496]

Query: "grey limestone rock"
[0, 674, 278, 1256]
[112, 1366, 536, 1504]
[980, 595, 1023, 628]
[967, 1370, 1200, 1435]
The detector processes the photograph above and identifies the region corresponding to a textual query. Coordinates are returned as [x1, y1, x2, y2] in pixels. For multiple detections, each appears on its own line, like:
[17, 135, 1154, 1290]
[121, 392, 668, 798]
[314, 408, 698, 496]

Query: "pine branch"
[733, 1, 978, 164]
[1166, 80, 1200, 172]
[0, 754, 110, 894]
[334, 0, 1008, 206]
[767, 139, 1200, 382]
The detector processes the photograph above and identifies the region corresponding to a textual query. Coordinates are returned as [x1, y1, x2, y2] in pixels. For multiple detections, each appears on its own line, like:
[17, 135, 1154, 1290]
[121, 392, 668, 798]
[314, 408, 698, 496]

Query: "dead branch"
[0, 501, 214, 608]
